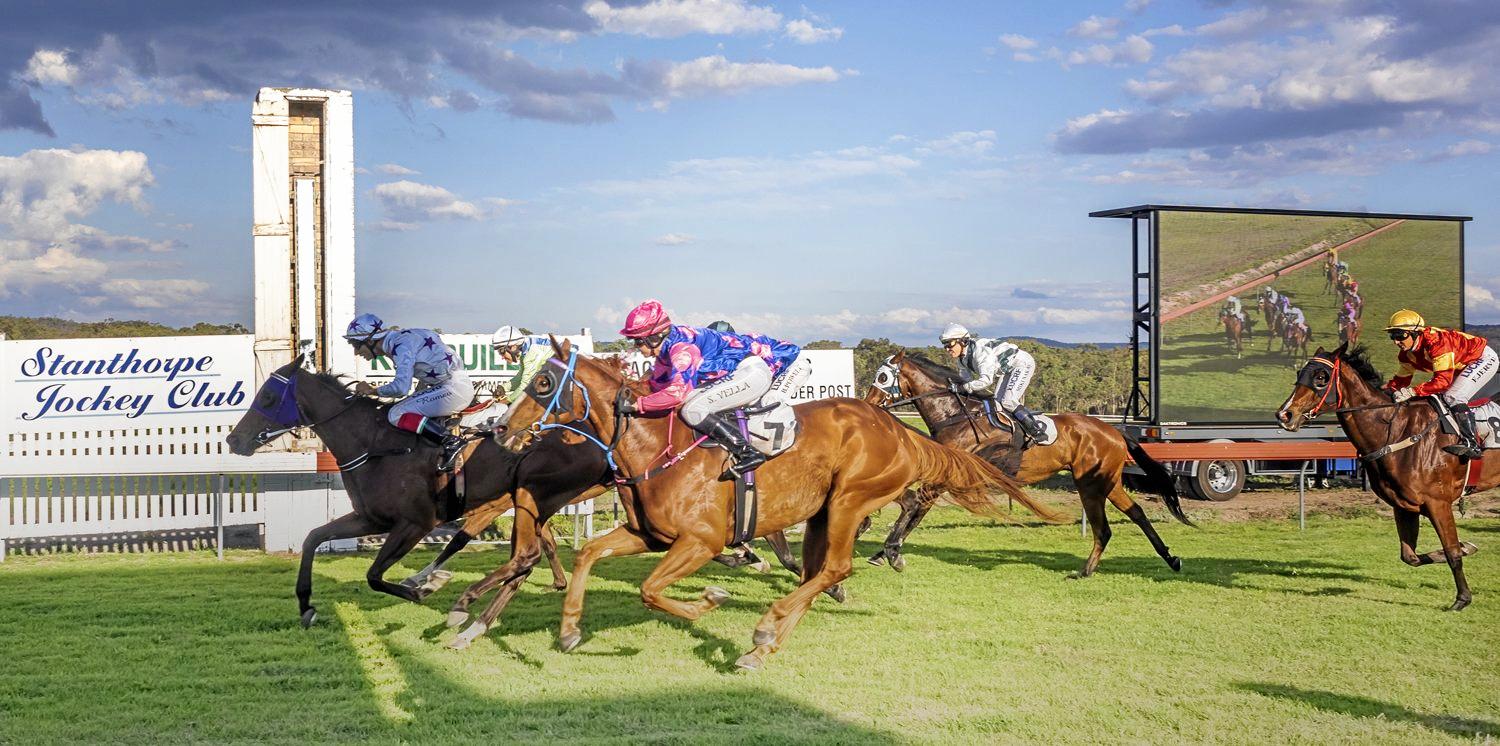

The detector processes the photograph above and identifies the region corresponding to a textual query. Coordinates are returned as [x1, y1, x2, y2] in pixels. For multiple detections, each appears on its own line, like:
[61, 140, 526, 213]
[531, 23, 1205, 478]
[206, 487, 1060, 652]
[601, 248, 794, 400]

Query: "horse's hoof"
[300, 608, 317, 628]
[734, 652, 763, 672]
[752, 628, 776, 646]
[867, 554, 886, 567]
[889, 555, 906, 573]
[826, 585, 848, 604]
[704, 586, 731, 605]
[550, 581, 569, 592]
[558, 631, 582, 653]
[448, 621, 487, 650]
[446, 610, 470, 628]
[398, 576, 421, 589]
[1448, 597, 1471, 612]
[1066, 571, 1088, 581]
[1461, 541, 1479, 556]
[1167, 556, 1183, 572]
[751, 559, 771, 574]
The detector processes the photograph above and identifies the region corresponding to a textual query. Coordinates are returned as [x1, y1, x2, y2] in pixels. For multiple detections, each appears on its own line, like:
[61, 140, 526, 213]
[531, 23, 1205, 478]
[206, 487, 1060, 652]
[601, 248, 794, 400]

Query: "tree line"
[0, 316, 248, 340]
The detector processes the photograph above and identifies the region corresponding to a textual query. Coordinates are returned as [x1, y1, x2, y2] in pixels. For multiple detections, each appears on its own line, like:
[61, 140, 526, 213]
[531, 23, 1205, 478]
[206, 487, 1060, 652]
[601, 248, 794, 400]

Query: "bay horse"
[1338, 313, 1362, 348]
[1282, 319, 1312, 360]
[1219, 310, 1250, 358]
[1260, 296, 1284, 352]
[1277, 344, 1493, 610]
[864, 353, 1193, 577]
[496, 339, 1065, 670]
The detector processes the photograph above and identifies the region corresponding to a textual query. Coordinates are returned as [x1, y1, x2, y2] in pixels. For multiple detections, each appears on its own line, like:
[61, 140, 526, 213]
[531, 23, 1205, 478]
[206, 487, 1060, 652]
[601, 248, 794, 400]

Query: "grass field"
[1158, 219, 1462, 422]
[1159, 212, 1392, 301]
[2, 505, 1497, 744]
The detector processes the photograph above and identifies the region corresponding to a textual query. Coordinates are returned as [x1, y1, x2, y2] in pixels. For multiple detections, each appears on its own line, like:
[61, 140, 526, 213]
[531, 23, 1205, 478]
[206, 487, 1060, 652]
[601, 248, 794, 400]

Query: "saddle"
[705, 392, 801, 546]
[978, 399, 1058, 450]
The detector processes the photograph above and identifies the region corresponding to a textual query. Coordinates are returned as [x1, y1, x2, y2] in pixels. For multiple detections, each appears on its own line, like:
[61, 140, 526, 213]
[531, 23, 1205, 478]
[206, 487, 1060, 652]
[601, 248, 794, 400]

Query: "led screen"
[1156, 211, 1462, 423]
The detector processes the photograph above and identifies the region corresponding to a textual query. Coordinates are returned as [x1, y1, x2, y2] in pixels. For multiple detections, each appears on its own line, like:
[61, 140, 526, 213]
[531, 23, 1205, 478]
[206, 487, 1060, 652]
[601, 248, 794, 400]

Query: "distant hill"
[0, 316, 248, 340]
[1467, 324, 1500, 345]
[1004, 336, 1130, 350]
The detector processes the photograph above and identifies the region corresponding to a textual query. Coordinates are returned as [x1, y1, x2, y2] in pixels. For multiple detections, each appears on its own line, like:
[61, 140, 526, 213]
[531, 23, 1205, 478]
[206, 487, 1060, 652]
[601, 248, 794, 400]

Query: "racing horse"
[494, 339, 1065, 670]
[1219, 309, 1252, 358]
[1338, 312, 1362, 348]
[1278, 345, 1495, 610]
[864, 353, 1193, 577]
[1281, 318, 1312, 360]
[1259, 295, 1284, 350]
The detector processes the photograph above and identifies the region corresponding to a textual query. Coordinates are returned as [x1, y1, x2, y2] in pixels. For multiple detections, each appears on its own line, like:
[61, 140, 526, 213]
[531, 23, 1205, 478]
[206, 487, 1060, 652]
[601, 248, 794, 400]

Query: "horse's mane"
[905, 354, 961, 385]
[1339, 345, 1385, 389]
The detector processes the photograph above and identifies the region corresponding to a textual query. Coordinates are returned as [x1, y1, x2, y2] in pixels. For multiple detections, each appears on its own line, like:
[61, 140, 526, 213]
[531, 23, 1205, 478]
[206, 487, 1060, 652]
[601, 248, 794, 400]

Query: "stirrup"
[720, 453, 766, 482]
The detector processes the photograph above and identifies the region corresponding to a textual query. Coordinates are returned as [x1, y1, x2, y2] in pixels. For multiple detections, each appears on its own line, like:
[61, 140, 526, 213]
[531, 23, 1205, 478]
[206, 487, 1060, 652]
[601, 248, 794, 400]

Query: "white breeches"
[388, 373, 475, 426]
[680, 356, 774, 427]
[1444, 346, 1500, 406]
[995, 357, 1035, 413]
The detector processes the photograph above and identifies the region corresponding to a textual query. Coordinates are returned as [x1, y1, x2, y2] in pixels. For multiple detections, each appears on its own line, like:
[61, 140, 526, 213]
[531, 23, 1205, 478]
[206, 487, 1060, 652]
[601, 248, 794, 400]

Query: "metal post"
[1297, 460, 1308, 532]
[1081, 507, 1088, 537]
[215, 473, 226, 560]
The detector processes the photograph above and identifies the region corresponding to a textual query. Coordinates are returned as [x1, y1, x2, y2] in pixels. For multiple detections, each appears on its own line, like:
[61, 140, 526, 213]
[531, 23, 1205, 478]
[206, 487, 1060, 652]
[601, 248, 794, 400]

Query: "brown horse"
[1277, 345, 1494, 610]
[1219, 310, 1250, 358]
[1282, 319, 1311, 360]
[1338, 313, 1362, 348]
[496, 340, 1065, 669]
[864, 352, 1192, 577]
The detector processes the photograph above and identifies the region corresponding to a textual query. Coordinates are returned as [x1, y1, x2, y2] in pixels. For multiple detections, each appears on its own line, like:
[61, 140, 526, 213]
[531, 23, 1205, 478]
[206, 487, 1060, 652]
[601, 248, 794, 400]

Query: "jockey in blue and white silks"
[618, 300, 810, 480]
[940, 323, 1046, 439]
[345, 313, 473, 470]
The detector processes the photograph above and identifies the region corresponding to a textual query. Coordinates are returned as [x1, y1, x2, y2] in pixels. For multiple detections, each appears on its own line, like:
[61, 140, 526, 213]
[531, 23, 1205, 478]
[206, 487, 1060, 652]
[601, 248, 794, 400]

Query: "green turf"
[1159, 212, 1393, 300]
[1158, 219, 1462, 422]
[2, 507, 1497, 744]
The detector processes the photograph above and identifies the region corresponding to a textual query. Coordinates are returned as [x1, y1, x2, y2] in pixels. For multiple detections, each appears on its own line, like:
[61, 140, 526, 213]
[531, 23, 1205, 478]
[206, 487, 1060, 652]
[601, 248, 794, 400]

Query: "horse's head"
[1277, 345, 1344, 431]
[226, 354, 309, 455]
[501, 336, 618, 452]
[864, 351, 908, 405]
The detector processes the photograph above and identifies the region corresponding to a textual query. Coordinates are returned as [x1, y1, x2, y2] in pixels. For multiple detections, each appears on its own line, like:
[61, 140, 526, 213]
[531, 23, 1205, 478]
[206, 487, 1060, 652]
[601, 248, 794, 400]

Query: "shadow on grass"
[1235, 682, 1500, 739]
[886, 541, 1374, 594]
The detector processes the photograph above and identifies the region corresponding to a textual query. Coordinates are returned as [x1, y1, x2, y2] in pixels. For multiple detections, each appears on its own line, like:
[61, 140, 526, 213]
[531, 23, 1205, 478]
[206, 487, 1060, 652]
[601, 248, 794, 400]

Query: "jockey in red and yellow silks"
[1384, 309, 1497, 458]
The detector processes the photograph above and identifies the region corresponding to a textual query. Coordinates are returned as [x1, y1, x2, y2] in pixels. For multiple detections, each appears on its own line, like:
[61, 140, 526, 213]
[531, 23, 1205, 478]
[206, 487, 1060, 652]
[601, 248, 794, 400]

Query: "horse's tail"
[898, 427, 1069, 524]
[1123, 436, 1195, 527]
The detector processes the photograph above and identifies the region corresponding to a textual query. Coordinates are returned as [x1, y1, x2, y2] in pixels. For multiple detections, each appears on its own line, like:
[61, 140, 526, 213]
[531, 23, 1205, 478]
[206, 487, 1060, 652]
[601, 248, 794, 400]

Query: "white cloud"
[585, 0, 782, 37]
[22, 49, 77, 86]
[652, 55, 843, 100]
[784, 18, 843, 44]
[1125, 0, 1152, 13]
[98, 278, 211, 309]
[1000, 34, 1038, 51]
[1069, 15, 1122, 39]
[371, 180, 486, 222]
[654, 232, 696, 245]
[1438, 140, 1493, 159]
[375, 163, 420, 176]
[1142, 24, 1186, 37]
[916, 130, 998, 159]
[1466, 280, 1500, 322]
[1066, 35, 1153, 66]
[371, 220, 420, 232]
[1194, 7, 1271, 37]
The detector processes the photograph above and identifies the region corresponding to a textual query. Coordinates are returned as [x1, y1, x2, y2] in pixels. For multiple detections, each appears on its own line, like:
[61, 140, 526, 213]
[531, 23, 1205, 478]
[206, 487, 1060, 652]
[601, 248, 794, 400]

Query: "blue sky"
[1, 0, 1496, 344]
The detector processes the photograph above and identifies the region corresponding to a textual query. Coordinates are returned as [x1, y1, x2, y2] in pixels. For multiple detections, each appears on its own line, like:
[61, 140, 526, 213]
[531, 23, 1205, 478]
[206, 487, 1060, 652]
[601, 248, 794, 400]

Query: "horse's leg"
[711, 544, 765, 570]
[449, 513, 549, 650]
[764, 529, 843, 603]
[1426, 502, 1475, 611]
[296, 512, 381, 627]
[867, 489, 913, 566]
[737, 497, 870, 671]
[1110, 486, 1182, 572]
[873, 487, 935, 572]
[558, 526, 652, 652]
[1072, 482, 1112, 579]
[539, 521, 569, 590]
[637, 536, 727, 622]
[363, 521, 433, 604]
[1396, 509, 1432, 566]
[400, 530, 470, 597]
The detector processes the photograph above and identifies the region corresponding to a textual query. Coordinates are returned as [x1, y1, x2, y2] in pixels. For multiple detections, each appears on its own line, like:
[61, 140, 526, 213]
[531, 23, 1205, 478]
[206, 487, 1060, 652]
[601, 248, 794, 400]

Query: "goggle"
[941, 339, 966, 349]
[633, 332, 668, 349]
[1387, 330, 1414, 341]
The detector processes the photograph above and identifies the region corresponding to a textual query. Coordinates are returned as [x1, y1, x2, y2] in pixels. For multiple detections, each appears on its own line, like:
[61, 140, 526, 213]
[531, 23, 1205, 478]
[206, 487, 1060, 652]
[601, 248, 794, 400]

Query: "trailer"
[1092, 204, 1470, 500]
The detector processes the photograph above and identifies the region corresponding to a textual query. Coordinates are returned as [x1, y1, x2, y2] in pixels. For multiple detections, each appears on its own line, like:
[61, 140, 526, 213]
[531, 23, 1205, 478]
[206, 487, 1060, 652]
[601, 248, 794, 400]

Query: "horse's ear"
[1334, 342, 1348, 355]
[549, 334, 566, 358]
[892, 350, 906, 363]
[292, 353, 306, 370]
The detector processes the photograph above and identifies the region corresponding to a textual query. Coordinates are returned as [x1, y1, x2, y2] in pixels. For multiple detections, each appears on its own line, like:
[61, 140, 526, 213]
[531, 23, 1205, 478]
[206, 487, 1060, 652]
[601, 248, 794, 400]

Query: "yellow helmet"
[1384, 309, 1425, 332]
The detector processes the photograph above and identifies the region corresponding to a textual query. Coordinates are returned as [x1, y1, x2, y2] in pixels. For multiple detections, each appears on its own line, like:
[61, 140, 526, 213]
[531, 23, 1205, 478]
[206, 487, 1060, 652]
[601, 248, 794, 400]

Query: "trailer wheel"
[1189, 460, 1246, 501]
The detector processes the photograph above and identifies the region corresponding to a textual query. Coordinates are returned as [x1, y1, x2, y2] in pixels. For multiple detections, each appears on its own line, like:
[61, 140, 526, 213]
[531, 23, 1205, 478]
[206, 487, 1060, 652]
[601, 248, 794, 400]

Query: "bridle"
[248, 369, 361, 446]
[1291, 352, 1429, 462]
[871, 357, 990, 441]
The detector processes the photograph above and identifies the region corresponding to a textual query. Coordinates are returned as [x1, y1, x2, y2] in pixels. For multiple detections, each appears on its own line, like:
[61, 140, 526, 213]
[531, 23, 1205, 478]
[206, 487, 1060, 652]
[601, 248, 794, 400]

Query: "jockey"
[1384, 309, 1497, 458]
[345, 313, 474, 470]
[616, 300, 811, 480]
[1275, 293, 1293, 316]
[1259, 286, 1280, 308]
[1222, 295, 1243, 320]
[1339, 299, 1358, 325]
[1284, 306, 1307, 335]
[940, 323, 1047, 440]
[491, 325, 551, 425]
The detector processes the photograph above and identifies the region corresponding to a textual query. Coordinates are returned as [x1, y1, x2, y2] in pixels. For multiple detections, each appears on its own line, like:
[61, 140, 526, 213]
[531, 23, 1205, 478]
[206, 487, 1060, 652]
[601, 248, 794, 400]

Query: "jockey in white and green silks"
[491, 325, 552, 425]
[940, 323, 1046, 439]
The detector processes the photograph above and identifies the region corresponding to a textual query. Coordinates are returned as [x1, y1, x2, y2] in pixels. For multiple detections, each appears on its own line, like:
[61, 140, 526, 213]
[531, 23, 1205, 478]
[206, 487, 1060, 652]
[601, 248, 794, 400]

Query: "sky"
[1, 0, 1497, 344]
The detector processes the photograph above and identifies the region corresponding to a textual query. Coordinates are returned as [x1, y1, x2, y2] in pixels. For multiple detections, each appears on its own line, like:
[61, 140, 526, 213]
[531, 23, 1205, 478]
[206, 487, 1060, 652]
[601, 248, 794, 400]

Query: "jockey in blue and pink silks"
[616, 300, 812, 480]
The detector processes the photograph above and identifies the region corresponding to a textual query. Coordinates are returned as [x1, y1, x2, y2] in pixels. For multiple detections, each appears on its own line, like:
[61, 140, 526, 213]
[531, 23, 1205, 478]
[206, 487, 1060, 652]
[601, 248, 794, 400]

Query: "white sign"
[604, 348, 856, 402]
[3, 335, 255, 425]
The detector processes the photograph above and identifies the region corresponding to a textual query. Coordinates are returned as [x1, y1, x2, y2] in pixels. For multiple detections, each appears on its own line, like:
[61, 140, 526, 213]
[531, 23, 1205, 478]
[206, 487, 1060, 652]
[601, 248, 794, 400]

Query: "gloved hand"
[618, 396, 639, 415]
[1392, 387, 1416, 403]
[353, 380, 379, 396]
[948, 380, 962, 395]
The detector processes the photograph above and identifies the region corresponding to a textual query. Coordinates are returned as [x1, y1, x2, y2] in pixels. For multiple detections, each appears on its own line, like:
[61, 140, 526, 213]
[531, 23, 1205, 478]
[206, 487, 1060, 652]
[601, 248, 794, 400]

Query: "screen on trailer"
[1156, 211, 1462, 423]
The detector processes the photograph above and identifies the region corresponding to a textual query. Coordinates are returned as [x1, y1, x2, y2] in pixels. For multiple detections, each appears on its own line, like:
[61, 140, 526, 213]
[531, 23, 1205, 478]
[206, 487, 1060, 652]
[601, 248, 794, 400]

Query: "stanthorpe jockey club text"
[16, 347, 246, 420]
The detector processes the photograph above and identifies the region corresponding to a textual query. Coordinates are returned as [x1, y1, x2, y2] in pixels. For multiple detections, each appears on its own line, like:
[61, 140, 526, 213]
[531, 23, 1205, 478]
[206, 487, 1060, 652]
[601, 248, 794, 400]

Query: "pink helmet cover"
[621, 299, 672, 338]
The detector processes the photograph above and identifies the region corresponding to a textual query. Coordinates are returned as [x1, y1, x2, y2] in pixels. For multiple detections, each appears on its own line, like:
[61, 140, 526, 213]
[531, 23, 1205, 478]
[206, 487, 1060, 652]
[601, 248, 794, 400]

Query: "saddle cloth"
[457, 398, 507, 430]
[1472, 401, 1500, 450]
[980, 399, 1058, 447]
[737, 391, 800, 457]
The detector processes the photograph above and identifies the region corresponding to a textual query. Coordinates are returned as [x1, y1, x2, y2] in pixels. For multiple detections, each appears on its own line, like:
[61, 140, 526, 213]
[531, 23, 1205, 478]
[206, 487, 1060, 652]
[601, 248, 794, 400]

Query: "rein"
[1299, 354, 1428, 462]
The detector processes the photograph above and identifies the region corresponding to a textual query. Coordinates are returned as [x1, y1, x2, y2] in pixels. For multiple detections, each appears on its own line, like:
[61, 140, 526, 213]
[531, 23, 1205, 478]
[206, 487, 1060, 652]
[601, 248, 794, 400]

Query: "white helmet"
[939, 323, 972, 343]
[491, 325, 530, 352]
[344, 313, 392, 340]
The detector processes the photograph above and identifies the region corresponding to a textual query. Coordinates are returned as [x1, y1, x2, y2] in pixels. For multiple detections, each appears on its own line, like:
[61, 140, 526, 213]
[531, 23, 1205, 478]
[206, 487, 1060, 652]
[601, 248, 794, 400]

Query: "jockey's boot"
[1012, 405, 1048, 440]
[416, 417, 465, 471]
[1442, 404, 1484, 459]
[696, 414, 767, 481]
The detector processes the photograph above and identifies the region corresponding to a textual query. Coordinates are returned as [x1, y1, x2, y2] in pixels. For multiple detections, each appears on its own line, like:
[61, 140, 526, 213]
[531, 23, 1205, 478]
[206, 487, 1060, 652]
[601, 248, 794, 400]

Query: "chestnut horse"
[1277, 345, 1493, 610]
[1219, 310, 1251, 358]
[496, 340, 1065, 670]
[864, 352, 1192, 577]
